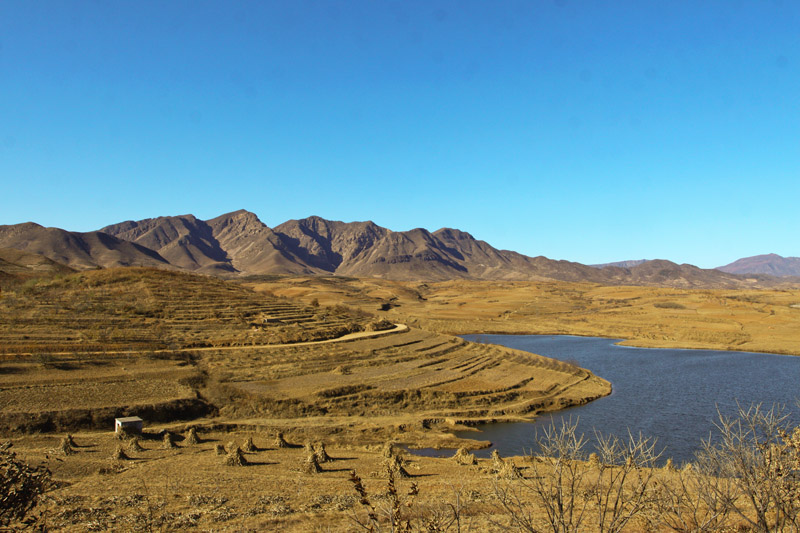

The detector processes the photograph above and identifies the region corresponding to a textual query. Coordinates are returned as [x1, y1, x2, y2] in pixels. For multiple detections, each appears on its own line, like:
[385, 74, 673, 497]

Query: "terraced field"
[0, 268, 609, 435]
[0, 268, 371, 355]
[202, 328, 609, 422]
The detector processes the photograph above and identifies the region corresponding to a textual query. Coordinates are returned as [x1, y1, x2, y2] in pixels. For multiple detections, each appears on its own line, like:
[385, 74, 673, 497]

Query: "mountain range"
[0, 210, 796, 289]
[716, 253, 800, 278]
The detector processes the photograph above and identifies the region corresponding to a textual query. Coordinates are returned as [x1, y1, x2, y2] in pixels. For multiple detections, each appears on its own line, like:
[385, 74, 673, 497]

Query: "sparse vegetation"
[0, 442, 51, 528]
[2, 268, 798, 530]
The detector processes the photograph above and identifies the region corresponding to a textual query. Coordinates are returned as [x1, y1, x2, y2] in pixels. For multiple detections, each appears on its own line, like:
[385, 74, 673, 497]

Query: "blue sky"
[1, 1, 798, 268]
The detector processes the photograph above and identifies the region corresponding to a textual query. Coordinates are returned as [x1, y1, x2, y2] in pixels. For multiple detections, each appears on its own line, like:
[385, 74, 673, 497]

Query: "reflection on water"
[423, 335, 799, 465]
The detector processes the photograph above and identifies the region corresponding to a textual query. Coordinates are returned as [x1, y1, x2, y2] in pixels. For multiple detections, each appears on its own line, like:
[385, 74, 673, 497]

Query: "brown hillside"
[274, 215, 390, 271]
[0, 222, 170, 270]
[718, 253, 800, 277]
[6, 211, 795, 288]
[0, 247, 75, 279]
[101, 214, 234, 274]
[206, 210, 321, 275]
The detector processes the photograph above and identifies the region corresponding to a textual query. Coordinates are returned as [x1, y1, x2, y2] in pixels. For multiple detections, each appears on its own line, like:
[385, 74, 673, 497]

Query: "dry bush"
[494, 417, 661, 533]
[654, 302, 687, 309]
[693, 403, 799, 532]
[0, 442, 51, 527]
[349, 469, 470, 532]
[651, 462, 734, 532]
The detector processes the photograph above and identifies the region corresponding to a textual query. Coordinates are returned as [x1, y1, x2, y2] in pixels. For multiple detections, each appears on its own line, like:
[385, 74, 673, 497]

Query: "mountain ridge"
[1, 211, 796, 289]
[717, 253, 800, 277]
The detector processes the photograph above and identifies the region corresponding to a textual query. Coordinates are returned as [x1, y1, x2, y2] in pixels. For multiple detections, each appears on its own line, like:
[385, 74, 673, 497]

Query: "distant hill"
[591, 259, 649, 269]
[0, 223, 170, 270]
[0, 247, 75, 284]
[717, 253, 800, 277]
[1, 211, 795, 289]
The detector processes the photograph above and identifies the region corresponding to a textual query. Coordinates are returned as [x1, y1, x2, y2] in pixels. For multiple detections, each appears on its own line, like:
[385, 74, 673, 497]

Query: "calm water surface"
[430, 335, 800, 464]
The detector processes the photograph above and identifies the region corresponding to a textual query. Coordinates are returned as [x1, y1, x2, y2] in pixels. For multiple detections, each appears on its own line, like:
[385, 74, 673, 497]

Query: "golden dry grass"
[0, 268, 609, 434]
[2, 269, 797, 530]
[250, 277, 800, 355]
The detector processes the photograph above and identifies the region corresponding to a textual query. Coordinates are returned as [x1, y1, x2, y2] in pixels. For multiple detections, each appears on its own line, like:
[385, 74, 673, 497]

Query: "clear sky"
[1, 1, 798, 268]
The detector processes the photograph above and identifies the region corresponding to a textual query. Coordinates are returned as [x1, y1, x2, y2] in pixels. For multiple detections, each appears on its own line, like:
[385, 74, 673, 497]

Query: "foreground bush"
[0, 442, 51, 528]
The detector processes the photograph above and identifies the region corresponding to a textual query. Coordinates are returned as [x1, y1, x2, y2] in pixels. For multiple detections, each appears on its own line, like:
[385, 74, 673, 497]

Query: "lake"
[433, 335, 800, 465]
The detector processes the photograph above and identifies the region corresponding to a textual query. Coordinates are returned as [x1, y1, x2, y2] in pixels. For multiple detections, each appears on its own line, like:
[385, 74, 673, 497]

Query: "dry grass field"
[249, 276, 800, 355]
[2, 268, 797, 530]
[0, 429, 580, 531]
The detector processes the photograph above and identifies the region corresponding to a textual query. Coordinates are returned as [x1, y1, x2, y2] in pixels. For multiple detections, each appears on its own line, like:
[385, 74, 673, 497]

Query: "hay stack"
[315, 442, 332, 463]
[452, 447, 476, 466]
[65, 434, 77, 448]
[53, 439, 77, 455]
[185, 428, 200, 445]
[214, 443, 226, 455]
[303, 451, 323, 474]
[500, 461, 522, 479]
[242, 436, 256, 452]
[128, 437, 145, 452]
[491, 449, 505, 469]
[382, 442, 396, 458]
[162, 432, 176, 449]
[275, 432, 290, 448]
[384, 453, 411, 478]
[491, 450, 521, 479]
[56, 437, 76, 456]
[224, 446, 248, 467]
[112, 445, 129, 461]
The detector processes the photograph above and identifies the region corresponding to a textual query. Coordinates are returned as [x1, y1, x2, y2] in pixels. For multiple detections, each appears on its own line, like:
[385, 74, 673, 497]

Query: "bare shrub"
[494, 418, 661, 533]
[349, 469, 468, 532]
[694, 403, 799, 532]
[651, 460, 734, 532]
[0, 442, 51, 527]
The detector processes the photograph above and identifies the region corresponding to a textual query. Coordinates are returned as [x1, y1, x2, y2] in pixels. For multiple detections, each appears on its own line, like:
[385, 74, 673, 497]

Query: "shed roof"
[115, 416, 143, 423]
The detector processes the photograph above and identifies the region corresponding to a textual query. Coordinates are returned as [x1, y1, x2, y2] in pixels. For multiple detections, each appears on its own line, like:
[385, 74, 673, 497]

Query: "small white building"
[114, 416, 143, 434]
